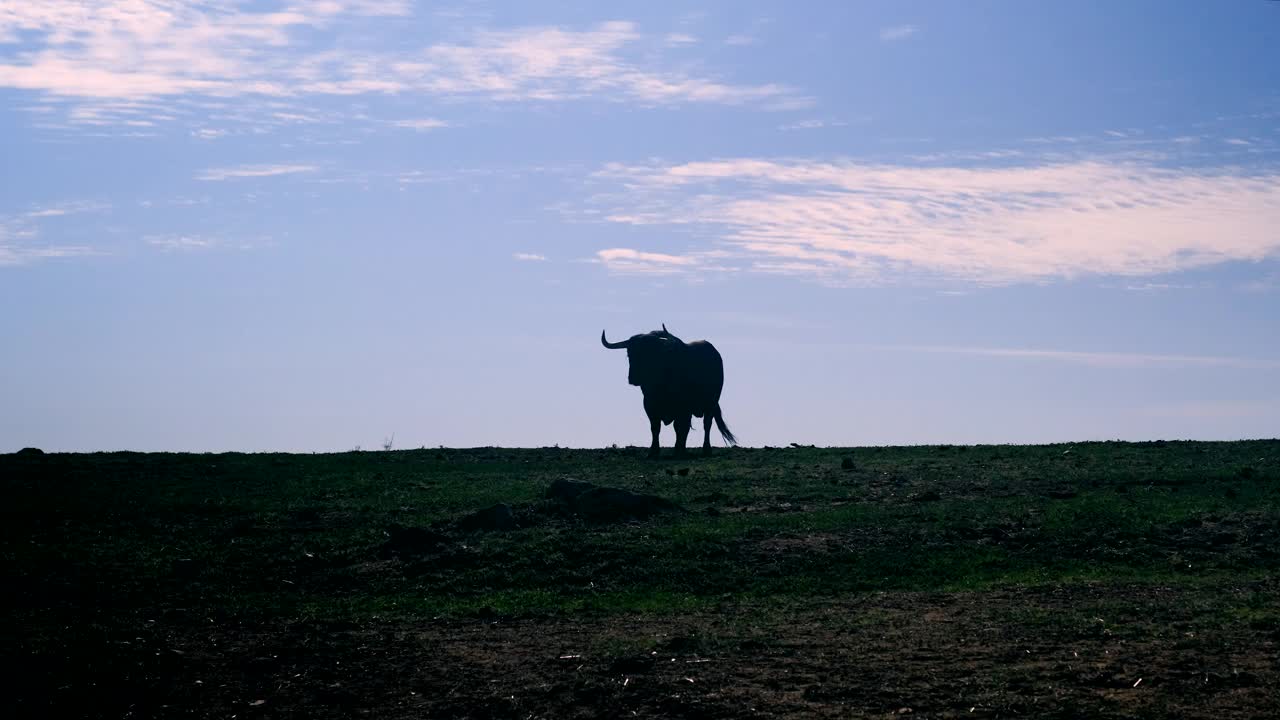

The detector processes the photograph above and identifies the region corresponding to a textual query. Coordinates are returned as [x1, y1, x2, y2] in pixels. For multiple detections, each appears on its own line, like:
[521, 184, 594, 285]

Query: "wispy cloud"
[1, 215, 86, 266]
[723, 17, 771, 47]
[197, 164, 317, 181]
[392, 118, 449, 131]
[872, 344, 1280, 370]
[880, 25, 919, 42]
[1121, 282, 1201, 292]
[0, 5, 803, 128]
[589, 247, 740, 278]
[664, 33, 698, 46]
[404, 22, 801, 107]
[778, 119, 849, 131]
[0, 243, 98, 266]
[595, 248, 697, 274]
[24, 201, 110, 219]
[1, 202, 110, 266]
[589, 156, 1280, 285]
[1240, 271, 1280, 293]
[24, 209, 70, 219]
[0, 1, 404, 99]
[147, 235, 218, 251]
[514, 252, 547, 261]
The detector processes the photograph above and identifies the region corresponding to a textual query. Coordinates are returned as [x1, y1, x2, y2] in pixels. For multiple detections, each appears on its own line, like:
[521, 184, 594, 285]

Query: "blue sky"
[2, 0, 1278, 452]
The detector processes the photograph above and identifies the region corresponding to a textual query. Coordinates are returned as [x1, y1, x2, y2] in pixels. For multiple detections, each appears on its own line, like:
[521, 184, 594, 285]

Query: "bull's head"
[601, 325, 683, 387]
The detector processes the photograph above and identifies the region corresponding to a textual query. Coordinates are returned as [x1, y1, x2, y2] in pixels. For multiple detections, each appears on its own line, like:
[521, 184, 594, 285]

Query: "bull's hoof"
[647, 449, 661, 460]
[702, 446, 712, 457]
[671, 449, 689, 459]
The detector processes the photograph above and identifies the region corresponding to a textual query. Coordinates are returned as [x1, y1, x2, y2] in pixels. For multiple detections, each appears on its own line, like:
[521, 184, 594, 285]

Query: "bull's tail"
[714, 406, 737, 447]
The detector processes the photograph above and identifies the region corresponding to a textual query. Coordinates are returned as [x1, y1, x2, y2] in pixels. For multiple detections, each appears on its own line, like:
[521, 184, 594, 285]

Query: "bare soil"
[5, 442, 1279, 718]
[12, 582, 1280, 719]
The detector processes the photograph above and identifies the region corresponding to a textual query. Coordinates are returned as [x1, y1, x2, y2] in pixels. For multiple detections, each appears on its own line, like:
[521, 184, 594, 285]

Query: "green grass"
[4, 440, 1279, 621]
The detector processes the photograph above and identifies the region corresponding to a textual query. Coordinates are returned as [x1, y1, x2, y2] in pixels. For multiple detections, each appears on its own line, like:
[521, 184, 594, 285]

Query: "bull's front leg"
[672, 414, 692, 458]
[648, 415, 662, 458]
[643, 397, 662, 458]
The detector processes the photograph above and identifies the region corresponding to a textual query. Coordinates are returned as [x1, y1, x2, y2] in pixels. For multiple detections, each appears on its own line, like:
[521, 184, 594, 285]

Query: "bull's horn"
[601, 330, 630, 349]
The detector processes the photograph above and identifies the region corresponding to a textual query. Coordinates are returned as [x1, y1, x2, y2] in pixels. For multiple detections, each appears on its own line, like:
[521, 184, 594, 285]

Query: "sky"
[1, 0, 1279, 452]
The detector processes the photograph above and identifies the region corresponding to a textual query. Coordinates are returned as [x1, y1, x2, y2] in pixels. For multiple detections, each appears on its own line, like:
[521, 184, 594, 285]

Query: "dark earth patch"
[3, 441, 1278, 718]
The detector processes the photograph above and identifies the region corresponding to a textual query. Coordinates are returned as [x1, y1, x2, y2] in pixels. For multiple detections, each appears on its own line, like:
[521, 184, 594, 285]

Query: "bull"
[601, 324, 737, 458]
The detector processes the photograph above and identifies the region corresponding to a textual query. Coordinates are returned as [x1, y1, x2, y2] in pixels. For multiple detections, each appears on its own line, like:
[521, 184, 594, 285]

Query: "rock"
[568, 487, 681, 524]
[1208, 531, 1236, 547]
[172, 558, 202, 579]
[609, 656, 655, 674]
[380, 526, 450, 557]
[440, 480, 686, 531]
[16, 447, 44, 456]
[455, 503, 518, 532]
[658, 635, 703, 653]
[546, 478, 594, 501]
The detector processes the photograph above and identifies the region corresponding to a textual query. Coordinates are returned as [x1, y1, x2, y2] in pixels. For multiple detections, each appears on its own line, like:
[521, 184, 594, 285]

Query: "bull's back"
[642, 340, 726, 420]
[685, 340, 725, 402]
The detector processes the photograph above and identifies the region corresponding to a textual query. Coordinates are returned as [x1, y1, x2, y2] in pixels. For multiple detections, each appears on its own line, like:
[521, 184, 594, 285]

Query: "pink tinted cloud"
[593, 158, 1280, 284]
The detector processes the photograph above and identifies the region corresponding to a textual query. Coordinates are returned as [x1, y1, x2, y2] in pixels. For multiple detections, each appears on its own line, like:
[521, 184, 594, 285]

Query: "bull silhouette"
[601, 324, 737, 458]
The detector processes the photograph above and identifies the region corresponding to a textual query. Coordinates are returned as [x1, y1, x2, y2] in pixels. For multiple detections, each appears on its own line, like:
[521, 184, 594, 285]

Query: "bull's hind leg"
[702, 413, 714, 456]
[673, 415, 692, 458]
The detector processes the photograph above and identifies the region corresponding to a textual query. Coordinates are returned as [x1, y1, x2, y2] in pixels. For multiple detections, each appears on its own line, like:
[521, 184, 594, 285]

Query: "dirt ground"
[6, 443, 1279, 718]
[12, 581, 1279, 719]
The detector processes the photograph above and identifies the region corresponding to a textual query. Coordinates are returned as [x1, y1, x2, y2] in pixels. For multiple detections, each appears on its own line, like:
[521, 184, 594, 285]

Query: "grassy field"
[5, 440, 1279, 718]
